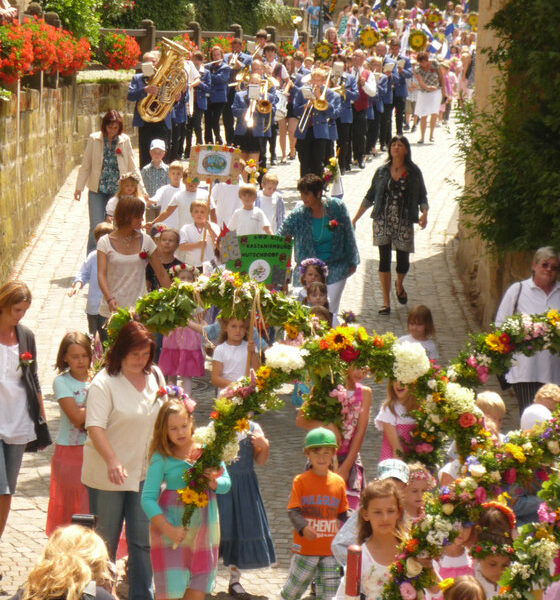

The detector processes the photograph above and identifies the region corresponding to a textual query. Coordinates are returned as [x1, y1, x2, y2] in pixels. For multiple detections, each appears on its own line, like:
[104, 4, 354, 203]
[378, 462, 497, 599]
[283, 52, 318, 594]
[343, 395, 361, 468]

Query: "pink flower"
[466, 356, 477, 367]
[474, 486, 487, 503]
[415, 443, 434, 454]
[400, 582, 417, 600]
[538, 502, 556, 524]
[503, 468, 517, 485]
[536, 469, 549, 481]
[476, 365, 489, 383]
[459, 412, 476, 428]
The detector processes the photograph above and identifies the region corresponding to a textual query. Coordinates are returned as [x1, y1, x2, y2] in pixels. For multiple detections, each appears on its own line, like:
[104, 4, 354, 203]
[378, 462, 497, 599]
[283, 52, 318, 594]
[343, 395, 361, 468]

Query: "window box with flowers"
[0, 20, 33, 86]
[99, 31, 140, 71]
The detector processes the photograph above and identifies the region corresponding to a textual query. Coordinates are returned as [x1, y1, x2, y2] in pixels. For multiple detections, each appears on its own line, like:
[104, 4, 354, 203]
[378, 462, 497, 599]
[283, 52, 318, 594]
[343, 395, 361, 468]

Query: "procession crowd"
[4, 4, 560, 600]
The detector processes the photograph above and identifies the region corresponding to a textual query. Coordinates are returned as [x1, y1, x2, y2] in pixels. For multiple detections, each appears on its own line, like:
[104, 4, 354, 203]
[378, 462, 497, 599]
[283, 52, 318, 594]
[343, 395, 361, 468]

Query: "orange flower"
[405, 538, 419, 552]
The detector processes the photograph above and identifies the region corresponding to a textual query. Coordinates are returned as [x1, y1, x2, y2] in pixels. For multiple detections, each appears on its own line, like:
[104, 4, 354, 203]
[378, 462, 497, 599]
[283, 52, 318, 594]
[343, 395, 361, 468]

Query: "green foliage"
[454, 0, 560, 254]
[40, 0, 101, 45]
[109, 0, 191, 29]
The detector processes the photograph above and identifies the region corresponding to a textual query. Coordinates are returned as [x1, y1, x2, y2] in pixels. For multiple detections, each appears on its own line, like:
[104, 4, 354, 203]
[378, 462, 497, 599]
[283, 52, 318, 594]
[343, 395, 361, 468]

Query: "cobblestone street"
[0, 122, 518, 598]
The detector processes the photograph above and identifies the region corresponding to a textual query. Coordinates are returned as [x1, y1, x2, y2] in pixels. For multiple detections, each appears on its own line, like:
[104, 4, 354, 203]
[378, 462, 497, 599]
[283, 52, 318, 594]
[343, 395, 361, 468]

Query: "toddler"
[438, 526, 475, 580]
[442, 577, 485, 600]
[398, 305, 439, 361]
[105, 172, 143, 222]
[228, 184, 273, 236]
[255, 172, 285, 233]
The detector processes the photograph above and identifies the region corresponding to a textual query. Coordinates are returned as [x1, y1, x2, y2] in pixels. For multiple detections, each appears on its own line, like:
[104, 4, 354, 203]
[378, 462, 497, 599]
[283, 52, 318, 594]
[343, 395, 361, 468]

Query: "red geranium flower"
[210, 411, 219, 420]
[327, 219, 338, 231]
[115, 147, 122, 154]
[139, 251, 148, 259]
[458, 412, 476, 428]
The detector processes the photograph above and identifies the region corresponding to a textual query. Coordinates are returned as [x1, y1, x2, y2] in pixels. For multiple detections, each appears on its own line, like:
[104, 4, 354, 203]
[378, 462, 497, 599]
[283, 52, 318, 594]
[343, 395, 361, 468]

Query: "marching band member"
[365, 56, 388, 157]
[293, 68, 339, 177]
[262, 43, 290, 166]
[232, 73, 277, 166]
[375, 41, 397, 151]
[223, 38, 253, 145]
[334, 58, 359, 175]
[282, 51, 310, 162]
[349, 50, 377, 169]
[204, 46, 231, 145]
[254, 29, 268, 58]
[169, 57, 200, 161]
[185, 51, 211, 158]
[387, 37, 413, 137]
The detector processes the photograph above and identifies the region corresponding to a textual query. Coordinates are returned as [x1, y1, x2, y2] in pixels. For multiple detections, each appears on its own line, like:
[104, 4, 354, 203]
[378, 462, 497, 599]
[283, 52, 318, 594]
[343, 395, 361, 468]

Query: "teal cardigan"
[278, 196, 360, 284]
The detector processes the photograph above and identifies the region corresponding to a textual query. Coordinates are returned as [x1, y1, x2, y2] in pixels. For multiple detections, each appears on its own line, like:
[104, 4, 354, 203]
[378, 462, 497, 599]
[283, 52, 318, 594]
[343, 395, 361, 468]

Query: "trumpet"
[228, 46, 263, 89]
[245, 98, 257, 128]
[297, 73, 331, 134]
[256, 78, 272, 115]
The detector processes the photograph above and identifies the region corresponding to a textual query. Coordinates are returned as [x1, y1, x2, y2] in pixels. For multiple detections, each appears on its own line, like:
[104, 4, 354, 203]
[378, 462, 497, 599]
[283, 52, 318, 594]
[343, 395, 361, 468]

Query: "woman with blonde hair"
[0, 280, 49, 544]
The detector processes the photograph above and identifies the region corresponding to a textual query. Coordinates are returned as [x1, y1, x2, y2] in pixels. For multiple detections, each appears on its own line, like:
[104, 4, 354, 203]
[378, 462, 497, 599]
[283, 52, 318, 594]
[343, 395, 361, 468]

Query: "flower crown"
[482, 501, 517, 529]
[298, 258, 329, 279]
[470, 539, 515, 559]
[119, 171, 141, 183]
[169, 263, 200, 277]
[409, 469, 435, 485]
[156, 385, 197, 414]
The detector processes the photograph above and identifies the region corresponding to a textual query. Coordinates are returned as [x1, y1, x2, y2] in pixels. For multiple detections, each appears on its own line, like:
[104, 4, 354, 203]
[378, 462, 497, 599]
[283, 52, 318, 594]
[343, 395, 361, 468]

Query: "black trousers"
[204, 101, 226, 144]
[222, 87, 236, 145]
[185, 107, 204, 158]
[379, 102, 393, 148]
[138, 121, 171, 168]
[366, 108, 382, 152]
[378, 243, 410, 274]
[264, 122, 279, 161]
[336, 120, 352, 170]
[169, 120, 186, 161]
[351, 108, 367, 163]
[394, 96, 406, 136]
[513, 382, 545, 414]
[296, 128, 327, 177]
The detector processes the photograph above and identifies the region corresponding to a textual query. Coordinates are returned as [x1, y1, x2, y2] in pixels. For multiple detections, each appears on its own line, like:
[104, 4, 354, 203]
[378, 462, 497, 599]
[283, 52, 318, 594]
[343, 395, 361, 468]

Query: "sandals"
[229, 582, 251, 600]
[395, 282, 408, 305]
[378, 306, 391, 315]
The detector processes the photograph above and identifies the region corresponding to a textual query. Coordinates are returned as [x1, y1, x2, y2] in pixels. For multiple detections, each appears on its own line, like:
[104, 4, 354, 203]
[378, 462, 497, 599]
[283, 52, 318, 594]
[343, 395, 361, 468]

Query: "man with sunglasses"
[496, 246, 560, 414]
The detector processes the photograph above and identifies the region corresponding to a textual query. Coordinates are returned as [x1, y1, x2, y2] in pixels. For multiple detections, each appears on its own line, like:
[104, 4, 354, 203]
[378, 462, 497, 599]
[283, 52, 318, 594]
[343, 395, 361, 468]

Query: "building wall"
[0, 81, 136, 282]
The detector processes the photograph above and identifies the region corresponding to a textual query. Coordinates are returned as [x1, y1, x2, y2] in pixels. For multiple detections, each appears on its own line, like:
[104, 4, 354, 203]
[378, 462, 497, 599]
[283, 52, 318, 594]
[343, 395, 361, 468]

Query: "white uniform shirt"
[212, 181, 242, 230]
[228, 206, 271, 236]
[495, 277, 560, 384]
[151, 183, 184, 229]
[353, 65, 377, 97]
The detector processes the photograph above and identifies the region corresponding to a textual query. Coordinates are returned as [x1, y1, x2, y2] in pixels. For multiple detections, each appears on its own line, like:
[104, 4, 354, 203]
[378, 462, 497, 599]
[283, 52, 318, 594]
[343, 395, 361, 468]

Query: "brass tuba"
[137, 38, 191, 123]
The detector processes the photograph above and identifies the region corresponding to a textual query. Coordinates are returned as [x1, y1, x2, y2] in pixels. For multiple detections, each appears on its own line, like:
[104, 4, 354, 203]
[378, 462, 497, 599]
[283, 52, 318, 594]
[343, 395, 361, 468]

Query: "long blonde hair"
[44, 525, 113, 589]
[21, 553, 92, 600]
[382, 381, 417, 416]
[358, 479, 408, 544]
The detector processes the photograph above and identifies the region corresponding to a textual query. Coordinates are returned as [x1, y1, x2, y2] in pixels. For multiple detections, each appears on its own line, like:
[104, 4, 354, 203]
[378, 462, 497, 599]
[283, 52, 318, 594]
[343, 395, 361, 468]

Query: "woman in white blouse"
[82, 320, 165, 600]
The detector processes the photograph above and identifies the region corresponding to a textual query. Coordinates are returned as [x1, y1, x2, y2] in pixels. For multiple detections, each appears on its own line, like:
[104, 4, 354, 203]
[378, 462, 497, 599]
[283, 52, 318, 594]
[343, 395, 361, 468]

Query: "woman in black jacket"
[352, 135, 428, 314]
[0, 280, 49, 542]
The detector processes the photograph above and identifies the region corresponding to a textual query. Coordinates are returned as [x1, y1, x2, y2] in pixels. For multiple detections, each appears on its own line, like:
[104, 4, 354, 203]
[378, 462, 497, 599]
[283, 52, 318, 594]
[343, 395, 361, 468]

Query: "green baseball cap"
[304, 427, 338, 449]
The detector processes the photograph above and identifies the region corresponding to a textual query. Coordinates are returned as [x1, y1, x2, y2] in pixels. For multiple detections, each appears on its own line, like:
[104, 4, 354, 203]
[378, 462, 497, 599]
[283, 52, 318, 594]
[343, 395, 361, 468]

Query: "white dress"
[336, 542, 391, 600]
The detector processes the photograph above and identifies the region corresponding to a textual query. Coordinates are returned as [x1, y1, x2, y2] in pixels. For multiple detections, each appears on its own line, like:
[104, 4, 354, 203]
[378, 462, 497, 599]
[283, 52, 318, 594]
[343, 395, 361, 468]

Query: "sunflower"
[467, 12, 478, 27]
[194, 492, 208, 508]
[314, 42, 332, 61]
[359, 26, 379, 48]
[357, 327, 368, 342]
[408, 30, 427, 51]
[284, 323, 299, 339]
[323, 326, 355, 351]
[178, 487, 197, 504]
[234, 418, 250, 432]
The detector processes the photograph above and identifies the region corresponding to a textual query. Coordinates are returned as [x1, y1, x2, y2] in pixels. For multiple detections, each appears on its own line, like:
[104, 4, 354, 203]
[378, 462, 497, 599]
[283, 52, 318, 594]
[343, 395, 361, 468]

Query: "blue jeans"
[87, 483, 154, 600]
[87, 190, 112, 252]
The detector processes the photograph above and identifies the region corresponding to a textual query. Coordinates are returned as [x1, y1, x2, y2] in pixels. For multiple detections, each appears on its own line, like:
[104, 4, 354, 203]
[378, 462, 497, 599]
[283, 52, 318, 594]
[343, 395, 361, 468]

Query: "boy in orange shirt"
[281, 428, 349, 600]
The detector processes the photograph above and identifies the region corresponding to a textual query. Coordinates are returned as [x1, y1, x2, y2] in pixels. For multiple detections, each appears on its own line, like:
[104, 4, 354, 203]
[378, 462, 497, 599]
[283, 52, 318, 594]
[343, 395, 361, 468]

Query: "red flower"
[319, 339, 329, 350]
[115, 147, 122, 154]
[210, 411, 219, 420]
[139, 251, 148, 259]
[156, 387, 167, 398]
[339, 346, 360, 363]
[21, 352, 32, 361]
[503, 468, 517, 485]
[458, 412, 476, 428]
[373, 336, 384, 348]
[327, 219, 338, 231]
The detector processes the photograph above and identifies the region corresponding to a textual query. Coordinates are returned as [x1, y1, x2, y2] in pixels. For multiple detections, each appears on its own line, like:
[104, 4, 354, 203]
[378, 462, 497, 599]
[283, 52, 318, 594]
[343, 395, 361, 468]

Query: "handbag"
[496, 281, 522, 391]
[25, 416, 53, 452]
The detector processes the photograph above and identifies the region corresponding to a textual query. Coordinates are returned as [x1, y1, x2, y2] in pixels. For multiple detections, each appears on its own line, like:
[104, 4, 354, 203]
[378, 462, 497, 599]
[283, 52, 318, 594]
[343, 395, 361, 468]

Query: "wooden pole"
[245, 293, 258, 376]
[199, 181, 213, 264]
[345, 545, 362, 600]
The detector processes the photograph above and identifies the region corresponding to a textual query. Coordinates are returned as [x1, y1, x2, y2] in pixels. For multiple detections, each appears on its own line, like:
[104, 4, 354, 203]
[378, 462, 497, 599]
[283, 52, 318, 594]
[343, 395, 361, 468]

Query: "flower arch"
[107, 271, 560, 597]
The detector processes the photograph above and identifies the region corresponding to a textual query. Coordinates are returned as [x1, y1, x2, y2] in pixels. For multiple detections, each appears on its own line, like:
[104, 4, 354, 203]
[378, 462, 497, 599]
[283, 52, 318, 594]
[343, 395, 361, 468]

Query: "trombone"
[228, 46, 263, 89]
[297, 71, 331, 134]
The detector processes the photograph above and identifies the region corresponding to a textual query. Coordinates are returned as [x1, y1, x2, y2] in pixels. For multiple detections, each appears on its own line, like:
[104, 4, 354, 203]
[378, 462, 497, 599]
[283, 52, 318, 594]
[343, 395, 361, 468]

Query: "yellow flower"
[178, 487, 197, 505]
[324, 326, 355, 351]
[409, 30, 427, 51]
[357, 327, 368, 342]
[257, 366, 271, 380]
[194, 492, 208, 508]
[329, 157, 337, 167]
[503, 443, 526, 463]
[484, 333, 506, 354]
[234, 418, 250, 433]
[438, 579, 455, 592]
[547, 309, 560, 326]
[284, 323, 299, 340]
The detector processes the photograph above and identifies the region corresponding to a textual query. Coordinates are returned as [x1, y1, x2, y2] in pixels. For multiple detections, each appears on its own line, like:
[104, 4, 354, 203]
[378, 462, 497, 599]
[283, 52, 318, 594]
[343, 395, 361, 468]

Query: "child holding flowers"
[375, 381, 419, 461]
[216, 419, 276, 598]
[403, 463, 434, 520]
[437, 526, 475, 580]
[141, 393, 230, 600]
[335, 479, 407, 600]
[295, 364, 372, 510]
[470, 503, 516, 600]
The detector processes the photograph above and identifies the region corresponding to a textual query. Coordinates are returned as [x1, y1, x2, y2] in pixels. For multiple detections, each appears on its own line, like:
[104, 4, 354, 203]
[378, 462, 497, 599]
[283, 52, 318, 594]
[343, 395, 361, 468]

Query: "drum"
[275, 91, 288, 122]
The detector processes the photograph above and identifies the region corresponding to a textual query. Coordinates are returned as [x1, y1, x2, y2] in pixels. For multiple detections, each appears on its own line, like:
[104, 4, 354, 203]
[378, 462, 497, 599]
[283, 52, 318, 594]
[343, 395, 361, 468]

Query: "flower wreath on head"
[470, 539, 515, 559]
[169, 263, 200, 278]
[156, 384, 197, 414]
[482, 501, 517, 529]
[409, 468, 436, 487]
[298, 257, 329, 280]
[119, 171, 141, 183]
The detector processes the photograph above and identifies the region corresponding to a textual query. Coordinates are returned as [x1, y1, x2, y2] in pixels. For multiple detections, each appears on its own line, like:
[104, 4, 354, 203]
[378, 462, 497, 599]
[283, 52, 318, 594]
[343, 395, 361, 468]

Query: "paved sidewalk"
[0, 122, 518, 597]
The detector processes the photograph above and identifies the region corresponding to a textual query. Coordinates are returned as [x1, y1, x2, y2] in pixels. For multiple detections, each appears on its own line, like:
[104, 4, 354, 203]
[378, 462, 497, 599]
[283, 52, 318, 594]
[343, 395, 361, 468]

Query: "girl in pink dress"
[438, 526, 475, 579]
[158, 265, 204, 395]
[375, 380, 418, 461]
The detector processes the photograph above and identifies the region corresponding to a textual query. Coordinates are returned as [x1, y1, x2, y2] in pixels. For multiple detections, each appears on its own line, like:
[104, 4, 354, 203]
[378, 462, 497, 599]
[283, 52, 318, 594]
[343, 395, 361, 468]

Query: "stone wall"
[454, 0, 533, 326]
[0, 81, 136, 282]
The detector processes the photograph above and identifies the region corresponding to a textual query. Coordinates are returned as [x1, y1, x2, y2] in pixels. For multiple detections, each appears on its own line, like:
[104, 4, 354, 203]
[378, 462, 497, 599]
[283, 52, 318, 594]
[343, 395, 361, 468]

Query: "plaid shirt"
[141, 162, 170, 198]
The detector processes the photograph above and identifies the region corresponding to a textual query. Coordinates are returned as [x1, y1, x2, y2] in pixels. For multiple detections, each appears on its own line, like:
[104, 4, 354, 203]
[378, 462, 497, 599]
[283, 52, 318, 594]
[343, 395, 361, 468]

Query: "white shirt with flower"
[336, 541, 391, 600]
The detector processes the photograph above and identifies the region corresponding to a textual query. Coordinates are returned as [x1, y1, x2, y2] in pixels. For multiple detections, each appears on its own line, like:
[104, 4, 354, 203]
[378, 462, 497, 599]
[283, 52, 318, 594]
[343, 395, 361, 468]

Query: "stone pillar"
[140, 19, 155, 54]
[230, 23, 243, 39]
[188, 21, 202, 48]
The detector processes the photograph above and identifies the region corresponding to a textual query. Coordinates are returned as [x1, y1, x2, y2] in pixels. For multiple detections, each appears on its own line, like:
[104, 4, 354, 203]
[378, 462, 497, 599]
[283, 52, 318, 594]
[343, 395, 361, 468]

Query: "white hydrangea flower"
[193, 422, 216, 446]
[221, 439, 240, 464]
[427, 379, 437, 390]
[265, 343, 306, 373]
[445, 382, 476, 413]
[392, 341, 431, 384]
